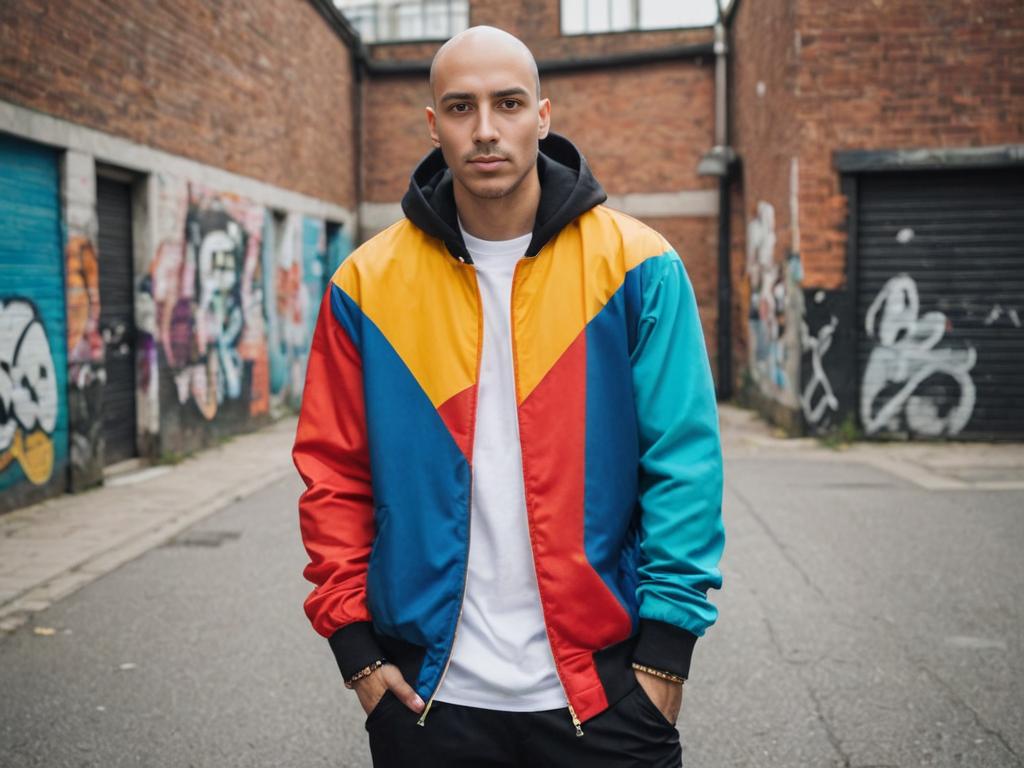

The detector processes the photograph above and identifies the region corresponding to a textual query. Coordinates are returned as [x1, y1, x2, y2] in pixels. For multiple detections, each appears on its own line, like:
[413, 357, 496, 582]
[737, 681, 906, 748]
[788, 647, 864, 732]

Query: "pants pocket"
[631, 679, 679, 730]
[364, 689, 398, 730]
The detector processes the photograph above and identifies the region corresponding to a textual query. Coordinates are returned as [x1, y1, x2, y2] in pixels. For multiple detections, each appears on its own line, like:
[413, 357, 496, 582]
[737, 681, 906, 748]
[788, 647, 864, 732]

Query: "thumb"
[381, 664, 425, 713]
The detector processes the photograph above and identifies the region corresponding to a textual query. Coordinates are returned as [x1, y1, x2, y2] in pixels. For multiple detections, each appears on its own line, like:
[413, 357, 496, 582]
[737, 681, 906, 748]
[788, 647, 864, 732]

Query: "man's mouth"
[469, 156, 508, 170]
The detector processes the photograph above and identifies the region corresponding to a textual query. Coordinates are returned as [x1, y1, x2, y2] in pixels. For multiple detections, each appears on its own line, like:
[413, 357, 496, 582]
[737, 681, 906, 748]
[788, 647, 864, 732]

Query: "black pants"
[365, 679, 683, 767]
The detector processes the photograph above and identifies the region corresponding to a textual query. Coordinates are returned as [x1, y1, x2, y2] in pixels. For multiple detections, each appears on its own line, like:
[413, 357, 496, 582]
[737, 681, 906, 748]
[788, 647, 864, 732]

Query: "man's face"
[427, 43, 551, 201]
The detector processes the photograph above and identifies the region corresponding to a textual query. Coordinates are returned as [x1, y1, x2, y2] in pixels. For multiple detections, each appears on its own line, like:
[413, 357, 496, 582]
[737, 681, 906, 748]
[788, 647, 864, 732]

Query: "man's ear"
[538, 98, 552, 140]
[426, 106, 441, 148]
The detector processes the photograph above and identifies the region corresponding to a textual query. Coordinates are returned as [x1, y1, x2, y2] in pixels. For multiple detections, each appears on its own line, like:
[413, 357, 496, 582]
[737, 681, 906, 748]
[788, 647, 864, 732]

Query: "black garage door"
[856, 167, 1024, 439]
[96, 176, 138, 464]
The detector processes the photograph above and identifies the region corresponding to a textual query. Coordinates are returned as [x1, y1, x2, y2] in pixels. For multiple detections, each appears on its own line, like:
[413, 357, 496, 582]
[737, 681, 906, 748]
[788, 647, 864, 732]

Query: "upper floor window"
[560, 0, 721, 35]
[334, 0, 469, 43]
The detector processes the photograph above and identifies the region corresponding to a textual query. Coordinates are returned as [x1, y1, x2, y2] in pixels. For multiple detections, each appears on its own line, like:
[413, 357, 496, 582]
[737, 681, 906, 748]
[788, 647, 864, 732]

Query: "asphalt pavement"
[0, 407, 1021, 767]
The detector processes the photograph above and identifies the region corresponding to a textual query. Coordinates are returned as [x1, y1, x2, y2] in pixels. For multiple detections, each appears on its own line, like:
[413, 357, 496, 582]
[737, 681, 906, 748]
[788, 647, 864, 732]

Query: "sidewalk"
[0, 417, 298, 633]
[2, 405, 1021, 635]
[720, 405, 1024, 491]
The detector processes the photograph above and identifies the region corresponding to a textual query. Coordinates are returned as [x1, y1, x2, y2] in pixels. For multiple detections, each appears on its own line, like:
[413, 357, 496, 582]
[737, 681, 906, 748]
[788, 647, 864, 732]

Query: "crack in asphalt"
[807, 684, 854, 768]
[726, 479, 830, 603]
[724, 469, 1022, 767]
[917, 663, 1023, 766]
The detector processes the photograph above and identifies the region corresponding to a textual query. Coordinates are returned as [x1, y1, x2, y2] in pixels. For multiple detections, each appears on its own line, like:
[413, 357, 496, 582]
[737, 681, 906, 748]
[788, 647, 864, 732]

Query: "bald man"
[295, 25, 724, 767]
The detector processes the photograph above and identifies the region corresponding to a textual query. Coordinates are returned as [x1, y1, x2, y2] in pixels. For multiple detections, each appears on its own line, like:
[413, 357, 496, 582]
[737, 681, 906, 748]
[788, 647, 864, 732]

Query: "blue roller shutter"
[0, 132, 68, 504]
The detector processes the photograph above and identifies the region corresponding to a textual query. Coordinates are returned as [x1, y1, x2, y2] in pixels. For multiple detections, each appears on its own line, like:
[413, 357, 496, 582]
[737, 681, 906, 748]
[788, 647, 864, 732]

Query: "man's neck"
[454, 167, 540, 241]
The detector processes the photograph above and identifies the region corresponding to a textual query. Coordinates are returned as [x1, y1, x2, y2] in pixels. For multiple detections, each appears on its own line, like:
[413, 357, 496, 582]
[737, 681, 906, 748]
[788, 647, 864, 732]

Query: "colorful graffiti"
[65, 234, 107, 482]
[860, 274, 977, 437]
[150, 184, 269, 422]
[146, 181, 344, 430]
[265, 214, 327, 411]
[747, 201, 802, 402]
[0, 299, 58, 485]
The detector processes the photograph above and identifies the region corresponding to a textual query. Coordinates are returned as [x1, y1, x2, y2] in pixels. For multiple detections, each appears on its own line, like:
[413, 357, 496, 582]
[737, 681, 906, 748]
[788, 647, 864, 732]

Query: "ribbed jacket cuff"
[328, 621, 385, 681]
[632, 618, 698, 680]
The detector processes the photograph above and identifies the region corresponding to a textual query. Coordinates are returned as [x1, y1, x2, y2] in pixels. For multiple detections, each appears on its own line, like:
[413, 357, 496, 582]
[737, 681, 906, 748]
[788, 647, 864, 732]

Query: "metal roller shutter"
[856, 168, 1024, 439]
[0, 132, 68, 499]
[96, 176, 138, 464]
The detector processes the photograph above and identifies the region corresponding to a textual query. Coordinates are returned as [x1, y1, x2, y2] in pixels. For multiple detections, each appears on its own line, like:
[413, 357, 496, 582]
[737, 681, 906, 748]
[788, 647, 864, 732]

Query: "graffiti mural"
[149, 184, 269, 424]
[800, 312, 838, 427]
[0, 299, 59, 485]
[746, 201, 801, 405]
[65, 234, 107, 484]
[265, 214, 327, 411]
[799, 289, 856, 434]
[860, 274, 977, 437]
[140, 176, 350, 456]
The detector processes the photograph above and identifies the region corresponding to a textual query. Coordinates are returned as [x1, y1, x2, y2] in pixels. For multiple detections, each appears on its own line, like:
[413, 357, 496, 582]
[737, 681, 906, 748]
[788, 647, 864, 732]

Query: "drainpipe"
[698, 21, 737, 400]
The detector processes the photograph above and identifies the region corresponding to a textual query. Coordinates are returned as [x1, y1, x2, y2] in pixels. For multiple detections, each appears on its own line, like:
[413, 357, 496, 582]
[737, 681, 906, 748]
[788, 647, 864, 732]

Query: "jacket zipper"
[508, 258, 585, 738]
[417, 262, 484, 727]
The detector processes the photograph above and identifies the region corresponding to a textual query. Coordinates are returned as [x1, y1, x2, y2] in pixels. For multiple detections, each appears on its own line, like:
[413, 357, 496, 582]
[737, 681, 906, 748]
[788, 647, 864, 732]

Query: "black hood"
[400, 132, 607, 264]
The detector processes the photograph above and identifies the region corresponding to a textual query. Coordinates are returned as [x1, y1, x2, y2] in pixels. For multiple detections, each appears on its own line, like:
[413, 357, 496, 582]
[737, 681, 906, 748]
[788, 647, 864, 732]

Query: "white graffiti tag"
[0, 299, 59, 484]
[800, 315, 839, 426]
[0, 299, 58, 448]
[860, 275, 976, 437]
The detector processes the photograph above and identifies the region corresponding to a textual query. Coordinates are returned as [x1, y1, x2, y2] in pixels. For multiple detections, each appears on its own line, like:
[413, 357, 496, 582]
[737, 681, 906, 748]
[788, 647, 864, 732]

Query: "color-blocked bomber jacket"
[294, 133, 725, 729]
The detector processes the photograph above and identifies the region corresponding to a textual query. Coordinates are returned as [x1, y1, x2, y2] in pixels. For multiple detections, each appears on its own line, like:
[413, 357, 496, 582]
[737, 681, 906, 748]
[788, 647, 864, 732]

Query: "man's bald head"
[429, 26, 541, 105]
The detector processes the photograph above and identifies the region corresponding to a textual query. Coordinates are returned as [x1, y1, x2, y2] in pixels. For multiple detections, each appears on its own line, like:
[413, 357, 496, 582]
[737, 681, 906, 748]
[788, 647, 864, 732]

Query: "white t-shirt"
[433, 223, 566, 711]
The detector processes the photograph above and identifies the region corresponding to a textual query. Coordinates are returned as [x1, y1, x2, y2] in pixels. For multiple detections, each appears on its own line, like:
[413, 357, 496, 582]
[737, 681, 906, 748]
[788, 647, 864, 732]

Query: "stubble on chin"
[461, 160, 535, 201]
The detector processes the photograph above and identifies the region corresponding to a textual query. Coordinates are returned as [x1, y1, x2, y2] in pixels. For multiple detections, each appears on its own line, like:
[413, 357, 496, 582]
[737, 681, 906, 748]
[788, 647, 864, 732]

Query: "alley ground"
[0, 407, 1022, 767]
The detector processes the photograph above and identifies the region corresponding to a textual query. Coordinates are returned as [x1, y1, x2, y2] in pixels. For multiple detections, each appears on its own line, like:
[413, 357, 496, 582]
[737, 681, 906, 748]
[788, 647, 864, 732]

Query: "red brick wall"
[359, 0, 718, 201]
[730, 0, 801, 263]
[544, 64, 715, 195]
[794, 0, 1024, 289]
[729, 0, 1024, 419]
[0, 0, 357, 208]
[728, 0, 802, 402]
[361, 77, 435, 203]
[363, 62, 717, 201]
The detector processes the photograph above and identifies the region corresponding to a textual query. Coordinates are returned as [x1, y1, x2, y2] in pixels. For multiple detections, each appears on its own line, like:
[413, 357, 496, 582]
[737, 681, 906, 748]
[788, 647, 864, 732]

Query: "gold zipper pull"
[568, 703, 584, 737]
[416, 698, 434, 727]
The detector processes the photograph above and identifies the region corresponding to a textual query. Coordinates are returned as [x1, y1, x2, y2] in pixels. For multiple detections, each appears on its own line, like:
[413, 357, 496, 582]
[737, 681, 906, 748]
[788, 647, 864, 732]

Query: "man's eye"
[501, 100, 520, 109]
[451, 103, 470, 112]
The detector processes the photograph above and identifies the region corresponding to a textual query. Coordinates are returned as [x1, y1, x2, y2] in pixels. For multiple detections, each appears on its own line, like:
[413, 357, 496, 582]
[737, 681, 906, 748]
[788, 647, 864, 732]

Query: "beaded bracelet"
[632, 662, 686, 684]
[344, 659, 385, 689]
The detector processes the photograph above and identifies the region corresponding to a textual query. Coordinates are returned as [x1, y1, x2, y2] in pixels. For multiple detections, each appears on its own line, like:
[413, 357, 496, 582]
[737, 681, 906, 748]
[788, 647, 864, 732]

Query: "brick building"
[1, 0, 1022, 512]
[728, 0, 1024, 439]
[0, 0, 359, 512]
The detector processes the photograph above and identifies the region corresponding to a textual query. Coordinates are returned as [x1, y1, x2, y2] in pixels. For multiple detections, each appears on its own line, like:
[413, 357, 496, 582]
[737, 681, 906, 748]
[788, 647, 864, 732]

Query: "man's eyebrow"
[490, 87, 530, 99]
[440, 87, 531, 103]
[440, 91, 475, 103]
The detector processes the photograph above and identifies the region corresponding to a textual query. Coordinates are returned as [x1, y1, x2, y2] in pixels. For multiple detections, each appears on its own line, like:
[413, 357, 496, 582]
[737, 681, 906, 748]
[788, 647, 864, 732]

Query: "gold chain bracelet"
[344, 659, 385, 689]
[632, 662, 686, 684]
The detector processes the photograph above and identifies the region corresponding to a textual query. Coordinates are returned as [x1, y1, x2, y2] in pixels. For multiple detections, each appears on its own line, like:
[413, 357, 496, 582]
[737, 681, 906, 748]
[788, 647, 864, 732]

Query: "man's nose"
[473, 106, 500, 144]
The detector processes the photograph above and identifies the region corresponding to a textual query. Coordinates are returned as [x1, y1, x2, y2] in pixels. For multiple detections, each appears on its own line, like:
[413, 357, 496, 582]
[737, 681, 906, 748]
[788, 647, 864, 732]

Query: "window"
[560, 0, 720, 35]
[334, 0, 469, 43]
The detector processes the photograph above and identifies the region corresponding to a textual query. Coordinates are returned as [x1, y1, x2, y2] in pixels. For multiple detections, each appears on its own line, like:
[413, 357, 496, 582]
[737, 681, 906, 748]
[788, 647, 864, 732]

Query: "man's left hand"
[633, 668, 683, 724]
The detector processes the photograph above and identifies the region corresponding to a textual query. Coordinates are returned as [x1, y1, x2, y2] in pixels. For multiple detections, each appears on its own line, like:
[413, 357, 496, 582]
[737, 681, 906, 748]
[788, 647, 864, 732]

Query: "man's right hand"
[352, 663, 426, 716]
